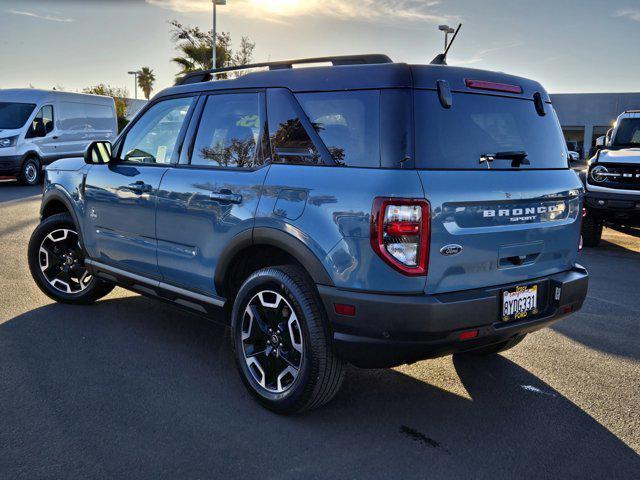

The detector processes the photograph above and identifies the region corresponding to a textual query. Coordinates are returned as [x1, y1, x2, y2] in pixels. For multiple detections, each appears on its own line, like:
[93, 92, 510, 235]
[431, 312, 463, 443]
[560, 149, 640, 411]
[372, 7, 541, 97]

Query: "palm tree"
[137, 67, 156, 100]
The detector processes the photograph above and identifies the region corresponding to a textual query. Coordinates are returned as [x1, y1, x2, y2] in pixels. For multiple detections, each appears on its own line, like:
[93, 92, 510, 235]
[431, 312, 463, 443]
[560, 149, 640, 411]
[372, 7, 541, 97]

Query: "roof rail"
[175, 54, 393, 85]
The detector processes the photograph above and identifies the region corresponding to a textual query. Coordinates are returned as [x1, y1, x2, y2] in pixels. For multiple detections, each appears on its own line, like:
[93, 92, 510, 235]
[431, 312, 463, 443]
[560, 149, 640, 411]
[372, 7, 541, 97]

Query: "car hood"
[0, 128, 22, 137]
[45, 157, 86, 172]
[597, 148, 640, 164]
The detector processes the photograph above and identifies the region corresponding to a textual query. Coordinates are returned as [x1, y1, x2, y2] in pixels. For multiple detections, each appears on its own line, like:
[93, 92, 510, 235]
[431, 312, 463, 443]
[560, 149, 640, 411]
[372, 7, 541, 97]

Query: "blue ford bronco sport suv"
[28, 55, 589, 413]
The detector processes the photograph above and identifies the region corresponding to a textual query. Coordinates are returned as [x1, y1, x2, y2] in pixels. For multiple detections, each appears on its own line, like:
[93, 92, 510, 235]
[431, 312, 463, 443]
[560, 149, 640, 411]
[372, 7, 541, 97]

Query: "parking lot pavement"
[1, 179, 639, 480]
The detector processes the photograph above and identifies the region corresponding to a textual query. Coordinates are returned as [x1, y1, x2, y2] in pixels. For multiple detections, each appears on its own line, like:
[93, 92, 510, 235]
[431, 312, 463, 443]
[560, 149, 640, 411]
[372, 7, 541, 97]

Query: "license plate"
[501, 284, 539, 322]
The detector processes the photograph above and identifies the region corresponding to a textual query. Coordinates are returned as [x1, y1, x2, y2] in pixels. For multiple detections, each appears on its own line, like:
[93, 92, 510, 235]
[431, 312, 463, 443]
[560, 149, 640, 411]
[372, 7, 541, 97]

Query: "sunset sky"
[1, 0, 639, 96]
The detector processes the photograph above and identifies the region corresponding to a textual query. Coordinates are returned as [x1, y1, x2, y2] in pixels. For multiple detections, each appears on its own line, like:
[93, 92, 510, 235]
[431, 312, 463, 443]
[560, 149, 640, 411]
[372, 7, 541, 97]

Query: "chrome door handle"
[209, 190, 242, 204]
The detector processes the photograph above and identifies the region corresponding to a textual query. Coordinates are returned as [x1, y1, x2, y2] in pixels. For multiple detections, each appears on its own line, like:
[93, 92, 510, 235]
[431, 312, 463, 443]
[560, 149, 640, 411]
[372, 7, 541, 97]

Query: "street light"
[438, 24, 455, 51]
[212, 0, 227, 73]
[127, 71, 139, 99]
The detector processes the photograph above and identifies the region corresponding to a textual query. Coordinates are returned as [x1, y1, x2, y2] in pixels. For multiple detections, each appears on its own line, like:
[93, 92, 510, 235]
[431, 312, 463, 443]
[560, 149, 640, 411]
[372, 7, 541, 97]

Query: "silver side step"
[85, 259, 225, 307]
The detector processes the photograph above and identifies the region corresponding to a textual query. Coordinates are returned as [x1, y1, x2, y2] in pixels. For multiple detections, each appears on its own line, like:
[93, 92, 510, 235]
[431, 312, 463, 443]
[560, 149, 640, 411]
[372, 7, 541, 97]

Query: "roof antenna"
[430, 23, 462, 65]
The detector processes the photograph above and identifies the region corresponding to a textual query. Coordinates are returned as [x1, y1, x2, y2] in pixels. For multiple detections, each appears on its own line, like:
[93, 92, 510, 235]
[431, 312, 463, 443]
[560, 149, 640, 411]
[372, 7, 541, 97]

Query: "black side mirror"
[84, 141, 113, 165]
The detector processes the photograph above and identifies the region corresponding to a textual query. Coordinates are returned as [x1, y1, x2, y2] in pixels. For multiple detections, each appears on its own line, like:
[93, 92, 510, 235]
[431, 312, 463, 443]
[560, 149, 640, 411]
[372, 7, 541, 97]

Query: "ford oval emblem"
[440, 244, 463, 256]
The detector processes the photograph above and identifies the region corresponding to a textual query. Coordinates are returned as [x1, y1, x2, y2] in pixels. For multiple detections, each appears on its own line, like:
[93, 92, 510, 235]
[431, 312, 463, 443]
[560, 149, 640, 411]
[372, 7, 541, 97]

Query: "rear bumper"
[319, 265, 589, 368]
[0, 155, 22, 176]
[585, 190, 640, 226]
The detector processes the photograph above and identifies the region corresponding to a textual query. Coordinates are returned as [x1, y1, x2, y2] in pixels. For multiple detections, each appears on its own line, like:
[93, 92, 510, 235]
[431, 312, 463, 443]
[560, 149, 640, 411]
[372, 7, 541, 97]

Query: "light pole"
[127, 71, 139, 99]
[212, 0, 227, 72]
[438, 24, 455, 51]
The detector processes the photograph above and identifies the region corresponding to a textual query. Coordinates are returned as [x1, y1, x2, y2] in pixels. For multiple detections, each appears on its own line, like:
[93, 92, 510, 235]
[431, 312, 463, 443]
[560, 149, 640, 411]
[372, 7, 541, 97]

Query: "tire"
[231, 265, 345, 414]
[17, 156, 42, 186]
[582, 212, 603, 248]
[459, 333, 527, 356]
[28, 213, 115, 304]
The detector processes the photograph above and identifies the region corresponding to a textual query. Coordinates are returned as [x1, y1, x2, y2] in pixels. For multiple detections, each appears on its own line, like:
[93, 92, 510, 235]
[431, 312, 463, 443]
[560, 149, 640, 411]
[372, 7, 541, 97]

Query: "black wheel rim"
[39, 228, 92, 294]
[241, 290, 304, 393]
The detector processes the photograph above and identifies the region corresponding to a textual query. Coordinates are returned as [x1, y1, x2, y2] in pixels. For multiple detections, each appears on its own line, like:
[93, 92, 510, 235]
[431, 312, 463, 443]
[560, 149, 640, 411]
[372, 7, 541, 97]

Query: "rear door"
[156, 90, 269, 296]
[83, 95, 196, 278]
[414, 89, 583, 295]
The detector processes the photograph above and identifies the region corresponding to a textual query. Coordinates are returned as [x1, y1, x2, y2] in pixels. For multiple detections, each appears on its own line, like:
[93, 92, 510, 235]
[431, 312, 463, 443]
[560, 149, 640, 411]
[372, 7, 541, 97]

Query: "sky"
[0, 0, 639, 97]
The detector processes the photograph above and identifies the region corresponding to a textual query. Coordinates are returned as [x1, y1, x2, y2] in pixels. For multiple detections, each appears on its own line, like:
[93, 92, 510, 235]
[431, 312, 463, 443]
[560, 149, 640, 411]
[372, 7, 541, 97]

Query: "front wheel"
[581, 212, 603, 247]
[231, 266, 345, 413]
[17, 157, 42, 186]
[28, 213, 115, 304]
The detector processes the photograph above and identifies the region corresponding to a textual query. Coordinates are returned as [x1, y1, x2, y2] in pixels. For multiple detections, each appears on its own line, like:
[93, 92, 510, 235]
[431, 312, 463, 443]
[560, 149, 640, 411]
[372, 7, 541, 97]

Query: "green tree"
[83, 84, 129, 131]
[169, 20, 255, 83]
[137, 67, 156, 100]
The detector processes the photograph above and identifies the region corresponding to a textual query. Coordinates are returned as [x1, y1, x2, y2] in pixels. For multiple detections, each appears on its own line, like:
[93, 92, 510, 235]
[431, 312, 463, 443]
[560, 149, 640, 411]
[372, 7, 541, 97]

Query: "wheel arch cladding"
[214, 227, 335, 297]
[40, 190, 86, 250]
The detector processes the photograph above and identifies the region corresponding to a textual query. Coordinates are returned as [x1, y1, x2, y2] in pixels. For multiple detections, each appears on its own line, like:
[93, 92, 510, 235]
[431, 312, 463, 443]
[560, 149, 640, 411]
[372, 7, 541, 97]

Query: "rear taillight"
[579, 207, 586, 251]
[370, 198, 430, 276]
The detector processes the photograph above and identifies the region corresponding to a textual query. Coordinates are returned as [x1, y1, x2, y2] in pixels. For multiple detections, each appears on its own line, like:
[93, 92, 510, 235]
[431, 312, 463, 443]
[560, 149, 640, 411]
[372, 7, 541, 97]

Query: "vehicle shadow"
[1, 297, 638, 480]
[0, 180, 42, 204]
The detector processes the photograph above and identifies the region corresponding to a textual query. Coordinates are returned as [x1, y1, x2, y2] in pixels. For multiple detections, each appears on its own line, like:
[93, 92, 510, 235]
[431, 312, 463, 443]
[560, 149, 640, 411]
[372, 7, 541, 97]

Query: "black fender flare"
[19, 151, 42, 172]
[213, 227, 334, 294]
[40, 188, 87, 253]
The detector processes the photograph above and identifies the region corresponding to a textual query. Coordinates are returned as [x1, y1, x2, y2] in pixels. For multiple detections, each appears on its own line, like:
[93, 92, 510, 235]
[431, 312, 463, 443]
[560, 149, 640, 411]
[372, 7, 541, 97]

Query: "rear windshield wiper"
[480, 151, 530, 168]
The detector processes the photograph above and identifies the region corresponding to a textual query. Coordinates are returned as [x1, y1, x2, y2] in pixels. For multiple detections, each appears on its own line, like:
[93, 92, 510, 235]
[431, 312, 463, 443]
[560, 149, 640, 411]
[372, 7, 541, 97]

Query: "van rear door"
[413, 88, 583, 295]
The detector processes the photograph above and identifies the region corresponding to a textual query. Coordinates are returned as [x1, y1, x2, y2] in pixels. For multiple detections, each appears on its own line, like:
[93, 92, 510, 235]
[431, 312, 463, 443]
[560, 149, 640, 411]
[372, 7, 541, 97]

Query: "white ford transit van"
[0, 89, 117, 185]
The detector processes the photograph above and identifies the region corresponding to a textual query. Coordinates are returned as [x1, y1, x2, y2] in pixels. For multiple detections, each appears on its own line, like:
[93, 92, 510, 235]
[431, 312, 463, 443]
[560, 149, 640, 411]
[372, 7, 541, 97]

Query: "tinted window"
[267, 89, 321, 165]
[414, 91, 568, 169]
[296, 90, 380, 167]
[613, 118, 640, 147]
[0, 102, 36, 129]
[120, 97, 193, 164]
[28, 105, 54, 137]
[191, 93, 263, 168]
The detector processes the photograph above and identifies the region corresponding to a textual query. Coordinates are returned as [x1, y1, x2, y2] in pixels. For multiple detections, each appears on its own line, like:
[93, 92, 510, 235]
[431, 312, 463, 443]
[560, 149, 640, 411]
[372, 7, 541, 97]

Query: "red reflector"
[384, 221, 420, 236]
[334, 303, 356, 316]
[562, 305, 573, 314]
[459, 329, 479, 341]
[465, 79, 523, 94]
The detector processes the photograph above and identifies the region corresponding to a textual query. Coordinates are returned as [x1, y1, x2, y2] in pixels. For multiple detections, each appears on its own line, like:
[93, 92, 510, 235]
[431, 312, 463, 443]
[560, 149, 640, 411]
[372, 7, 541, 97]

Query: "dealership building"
[550, 92, 640, 158]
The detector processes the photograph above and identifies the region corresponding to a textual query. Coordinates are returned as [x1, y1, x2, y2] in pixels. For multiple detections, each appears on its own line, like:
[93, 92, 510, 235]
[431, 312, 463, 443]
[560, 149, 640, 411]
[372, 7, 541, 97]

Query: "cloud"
[451, 42, 523, 66]
[146, 0, 449, 24]
[6, 9, 74, 23]
[614, 8, 640, 22]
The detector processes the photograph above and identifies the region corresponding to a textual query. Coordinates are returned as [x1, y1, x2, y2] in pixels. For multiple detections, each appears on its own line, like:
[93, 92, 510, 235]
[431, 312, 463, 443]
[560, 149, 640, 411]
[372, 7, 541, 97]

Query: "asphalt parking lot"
[1, 181, 639, 480]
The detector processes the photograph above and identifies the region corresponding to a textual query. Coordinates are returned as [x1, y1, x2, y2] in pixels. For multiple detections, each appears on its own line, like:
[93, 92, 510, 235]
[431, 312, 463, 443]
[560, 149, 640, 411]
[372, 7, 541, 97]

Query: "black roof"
[156, 60, 549, 102]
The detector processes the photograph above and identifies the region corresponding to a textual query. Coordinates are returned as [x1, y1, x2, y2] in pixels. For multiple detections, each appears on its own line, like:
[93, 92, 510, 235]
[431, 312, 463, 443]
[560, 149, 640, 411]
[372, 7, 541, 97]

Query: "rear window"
[414, 91, 568, 169]
[0, 102, 36, 129]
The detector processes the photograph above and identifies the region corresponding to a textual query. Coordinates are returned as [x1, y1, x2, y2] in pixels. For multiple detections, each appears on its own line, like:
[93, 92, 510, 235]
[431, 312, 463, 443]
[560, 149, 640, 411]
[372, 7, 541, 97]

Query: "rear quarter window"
[414, 91, 568, 169]
[296, 90, 380, 167]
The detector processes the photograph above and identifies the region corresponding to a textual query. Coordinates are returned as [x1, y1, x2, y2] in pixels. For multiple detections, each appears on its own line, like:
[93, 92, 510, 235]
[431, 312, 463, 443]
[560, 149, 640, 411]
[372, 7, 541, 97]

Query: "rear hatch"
[411, 68, 583, 294]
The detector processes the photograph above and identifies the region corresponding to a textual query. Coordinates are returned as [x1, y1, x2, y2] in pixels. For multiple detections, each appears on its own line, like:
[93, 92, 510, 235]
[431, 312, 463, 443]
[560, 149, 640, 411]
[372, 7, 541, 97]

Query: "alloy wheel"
[38, 228, 92, 294]
[241, 290, 304, 393]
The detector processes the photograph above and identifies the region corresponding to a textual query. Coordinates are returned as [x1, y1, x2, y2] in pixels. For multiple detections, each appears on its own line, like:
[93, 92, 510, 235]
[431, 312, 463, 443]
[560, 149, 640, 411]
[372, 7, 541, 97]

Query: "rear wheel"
[231, 265, 345, 413]
[582, 212, 603, 247]
[17, 157, 42, 186]
[28, 213, 114, 304]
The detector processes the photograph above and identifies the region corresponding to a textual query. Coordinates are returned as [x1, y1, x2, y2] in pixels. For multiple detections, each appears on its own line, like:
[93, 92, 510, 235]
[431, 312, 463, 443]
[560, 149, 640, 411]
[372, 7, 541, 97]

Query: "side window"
[296, 90, 380, 167]
[267, 89, 321, 165]
[120, 96, 194, 164]
[28, 105, 54, 138]
[191, 93, 263, 168]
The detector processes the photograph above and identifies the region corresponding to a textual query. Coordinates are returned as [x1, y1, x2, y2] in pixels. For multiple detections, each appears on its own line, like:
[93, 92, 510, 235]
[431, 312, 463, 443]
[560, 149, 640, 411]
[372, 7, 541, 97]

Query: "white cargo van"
[0, 89, 117, 185]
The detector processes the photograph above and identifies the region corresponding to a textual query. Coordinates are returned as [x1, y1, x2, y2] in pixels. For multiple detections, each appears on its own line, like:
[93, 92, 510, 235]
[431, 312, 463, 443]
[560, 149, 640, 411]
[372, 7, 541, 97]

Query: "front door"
[27, 104, 57, 161]
[156, 91, 269, 296]
[83, 96, 196, 279]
